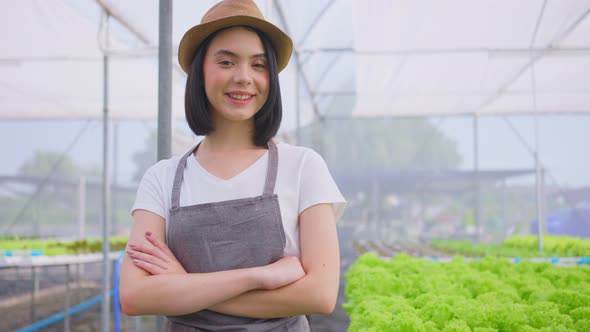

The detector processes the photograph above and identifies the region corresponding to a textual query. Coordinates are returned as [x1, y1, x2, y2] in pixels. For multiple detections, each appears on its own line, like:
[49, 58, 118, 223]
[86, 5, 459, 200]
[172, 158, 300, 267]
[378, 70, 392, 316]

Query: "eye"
[218, 60, 233, 66]
[253, 62, 266, 70]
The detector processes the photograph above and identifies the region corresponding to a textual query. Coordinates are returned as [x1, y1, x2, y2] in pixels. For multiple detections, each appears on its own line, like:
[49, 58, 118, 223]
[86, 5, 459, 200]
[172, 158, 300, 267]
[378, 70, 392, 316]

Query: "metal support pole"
[65, 264, 71, 332]
[31, 266, 38, 323]
[274, 0, 321, 118]
[530, 0, 547, 253]
[501, 179, 507, 237]
[135, 316, 142, 332]
[113, 122, 118, 235]
[535, 149, 545, 251]
[531, 60, 544, 252]
[35, 195, 40, 237]
[101, 11, 112, 332]
[77, 262, 81, 304]
[78, 176, 86, 239]
[158, 0, 173, 161]
[157, 1, 173, 331]
[473, 115, 480, 239]
[372, 179, 380, 240]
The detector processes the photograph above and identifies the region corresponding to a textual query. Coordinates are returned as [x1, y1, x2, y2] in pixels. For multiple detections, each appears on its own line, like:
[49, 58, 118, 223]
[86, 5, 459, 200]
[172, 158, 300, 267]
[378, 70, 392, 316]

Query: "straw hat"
[178, 0, 293, 74]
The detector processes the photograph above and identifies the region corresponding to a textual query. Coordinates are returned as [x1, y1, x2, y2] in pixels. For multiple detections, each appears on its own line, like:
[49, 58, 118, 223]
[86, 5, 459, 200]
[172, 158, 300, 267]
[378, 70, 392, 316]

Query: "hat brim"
[178, 16, 293, 74]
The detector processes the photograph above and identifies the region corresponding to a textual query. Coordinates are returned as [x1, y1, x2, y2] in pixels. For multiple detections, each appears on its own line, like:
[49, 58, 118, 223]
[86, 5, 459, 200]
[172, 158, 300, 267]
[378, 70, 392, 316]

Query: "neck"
[203, 117, 258, 152]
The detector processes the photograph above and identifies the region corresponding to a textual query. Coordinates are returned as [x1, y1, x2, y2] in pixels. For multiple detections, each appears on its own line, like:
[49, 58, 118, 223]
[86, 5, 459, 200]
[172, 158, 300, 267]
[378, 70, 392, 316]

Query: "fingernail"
[128, 243, 136, 248]
[146, 231, 152, 237]
[132, 259, 139, 264]
[127, 250, 134, 256]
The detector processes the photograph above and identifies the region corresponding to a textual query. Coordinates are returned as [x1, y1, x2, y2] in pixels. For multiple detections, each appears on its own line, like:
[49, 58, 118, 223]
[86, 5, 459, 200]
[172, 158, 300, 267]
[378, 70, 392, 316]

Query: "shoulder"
[141, 155, 184, 183]
[275, 142, 330, 176]
[276, 141, 324, 164]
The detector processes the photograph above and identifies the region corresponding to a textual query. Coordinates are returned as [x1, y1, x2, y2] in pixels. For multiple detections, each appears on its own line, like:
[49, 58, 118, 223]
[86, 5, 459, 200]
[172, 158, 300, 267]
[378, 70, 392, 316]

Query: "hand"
[127, 231, 187, 275]
[257, 256, 305, 290]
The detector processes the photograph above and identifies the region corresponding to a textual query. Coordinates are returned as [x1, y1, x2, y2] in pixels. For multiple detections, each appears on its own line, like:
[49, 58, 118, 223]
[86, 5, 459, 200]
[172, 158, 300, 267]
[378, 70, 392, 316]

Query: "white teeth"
[229, 93, 252, 100]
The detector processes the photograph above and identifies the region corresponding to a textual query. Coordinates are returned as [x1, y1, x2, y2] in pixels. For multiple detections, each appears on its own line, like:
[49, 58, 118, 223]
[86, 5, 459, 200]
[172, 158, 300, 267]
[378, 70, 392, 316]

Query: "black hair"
[184, 26, 282, 147]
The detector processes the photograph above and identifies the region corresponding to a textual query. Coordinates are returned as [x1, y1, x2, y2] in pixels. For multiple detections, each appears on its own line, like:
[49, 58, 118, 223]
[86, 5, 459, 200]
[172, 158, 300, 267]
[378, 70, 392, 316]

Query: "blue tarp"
[532, 207, 590, 238]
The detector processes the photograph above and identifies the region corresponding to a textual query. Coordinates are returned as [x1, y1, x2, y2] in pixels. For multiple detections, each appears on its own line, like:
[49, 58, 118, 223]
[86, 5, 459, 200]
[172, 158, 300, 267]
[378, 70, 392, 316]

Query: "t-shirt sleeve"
[299, 149, 346, 221]
[131, 164, 168, 220]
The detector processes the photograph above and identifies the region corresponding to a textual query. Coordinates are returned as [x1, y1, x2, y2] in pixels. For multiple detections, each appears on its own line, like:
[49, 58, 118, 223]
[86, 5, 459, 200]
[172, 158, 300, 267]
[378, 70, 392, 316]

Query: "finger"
[127, 249, 168, 271]
[129, 241, 166, 261]
[145, 232, 175, 260]
[130, 240, 171, 266]
[131, 258, 165, 275]
[128, 242, 156, 256]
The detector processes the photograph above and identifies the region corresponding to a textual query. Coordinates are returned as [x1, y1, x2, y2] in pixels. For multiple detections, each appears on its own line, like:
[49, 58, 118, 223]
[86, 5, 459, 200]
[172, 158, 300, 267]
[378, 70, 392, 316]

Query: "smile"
[227, 93, 253, 100]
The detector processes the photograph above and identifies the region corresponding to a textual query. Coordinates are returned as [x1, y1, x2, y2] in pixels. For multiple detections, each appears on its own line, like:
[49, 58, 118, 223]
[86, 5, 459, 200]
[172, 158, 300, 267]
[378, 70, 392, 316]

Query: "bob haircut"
[185, 26, 282, 147]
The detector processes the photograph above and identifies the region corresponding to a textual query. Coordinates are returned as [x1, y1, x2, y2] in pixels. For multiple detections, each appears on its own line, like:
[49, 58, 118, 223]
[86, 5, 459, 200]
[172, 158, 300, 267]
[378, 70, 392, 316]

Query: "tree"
[19, 150, 98, 179]
[300, 118, 461, 170]
[10, 151, 100, 235]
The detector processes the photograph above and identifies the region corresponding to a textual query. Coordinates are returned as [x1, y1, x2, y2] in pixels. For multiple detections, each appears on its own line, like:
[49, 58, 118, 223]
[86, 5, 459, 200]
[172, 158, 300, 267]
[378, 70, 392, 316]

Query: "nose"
[233, 64, 253, 85]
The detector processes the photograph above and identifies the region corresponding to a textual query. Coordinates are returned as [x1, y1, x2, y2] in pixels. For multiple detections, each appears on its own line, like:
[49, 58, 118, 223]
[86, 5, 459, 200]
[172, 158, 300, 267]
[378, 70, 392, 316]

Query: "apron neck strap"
[171, 143, 200, 209]
[263, 140, 278, 196]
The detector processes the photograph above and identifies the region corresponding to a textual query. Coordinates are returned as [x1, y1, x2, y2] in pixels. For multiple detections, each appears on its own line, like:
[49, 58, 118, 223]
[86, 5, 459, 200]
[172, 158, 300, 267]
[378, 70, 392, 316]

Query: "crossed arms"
[118, 203, 340, 318]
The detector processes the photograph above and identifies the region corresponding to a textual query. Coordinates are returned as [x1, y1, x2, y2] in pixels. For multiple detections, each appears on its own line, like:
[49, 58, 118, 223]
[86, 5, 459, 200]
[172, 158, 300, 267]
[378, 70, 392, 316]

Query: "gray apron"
[165, 141, 309, 331]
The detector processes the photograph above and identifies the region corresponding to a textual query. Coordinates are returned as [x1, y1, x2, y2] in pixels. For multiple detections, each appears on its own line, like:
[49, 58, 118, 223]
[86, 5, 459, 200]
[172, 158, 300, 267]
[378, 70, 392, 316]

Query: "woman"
[119, 1, 345, 331]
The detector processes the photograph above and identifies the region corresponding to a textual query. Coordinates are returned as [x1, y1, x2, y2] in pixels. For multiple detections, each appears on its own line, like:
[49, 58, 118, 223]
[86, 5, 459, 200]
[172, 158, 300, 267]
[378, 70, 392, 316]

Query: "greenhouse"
[1, 0, 589, 331]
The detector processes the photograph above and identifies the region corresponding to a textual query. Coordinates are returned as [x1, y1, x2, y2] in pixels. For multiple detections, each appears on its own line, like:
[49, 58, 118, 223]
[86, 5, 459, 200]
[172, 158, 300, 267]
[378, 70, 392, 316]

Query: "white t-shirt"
[131, 142, 346, 258]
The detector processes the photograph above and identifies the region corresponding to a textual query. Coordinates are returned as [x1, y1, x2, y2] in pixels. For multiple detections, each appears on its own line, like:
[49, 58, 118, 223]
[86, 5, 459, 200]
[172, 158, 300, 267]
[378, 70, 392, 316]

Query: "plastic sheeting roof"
[1, 0, 589, 123]
[0, 0, 315, 128]
[352, 0, 590, 117]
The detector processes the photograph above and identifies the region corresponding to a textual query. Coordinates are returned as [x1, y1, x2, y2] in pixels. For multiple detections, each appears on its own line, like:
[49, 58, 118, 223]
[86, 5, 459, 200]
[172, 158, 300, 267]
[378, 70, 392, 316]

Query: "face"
[203, 27, 270, 124]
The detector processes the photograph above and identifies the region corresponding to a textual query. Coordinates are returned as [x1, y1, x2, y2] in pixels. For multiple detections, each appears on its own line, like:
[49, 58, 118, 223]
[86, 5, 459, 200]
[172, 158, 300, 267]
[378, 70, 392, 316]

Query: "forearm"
[120, 265, 260, 316]
[210, 204, 342, 319]
[210, 272, 338, 318]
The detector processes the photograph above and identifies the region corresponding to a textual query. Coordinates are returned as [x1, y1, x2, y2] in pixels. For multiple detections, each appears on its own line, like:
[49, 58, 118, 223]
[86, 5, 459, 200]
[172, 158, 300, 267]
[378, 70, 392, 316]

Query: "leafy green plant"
[345, 253, 590, 331]
[432, 235, 590, 258]
[0, 236, 128, 256]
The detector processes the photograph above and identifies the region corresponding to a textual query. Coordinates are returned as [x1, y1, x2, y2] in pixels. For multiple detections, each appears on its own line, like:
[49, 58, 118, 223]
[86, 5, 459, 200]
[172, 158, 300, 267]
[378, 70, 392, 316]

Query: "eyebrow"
[213, 49, 266, 59]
